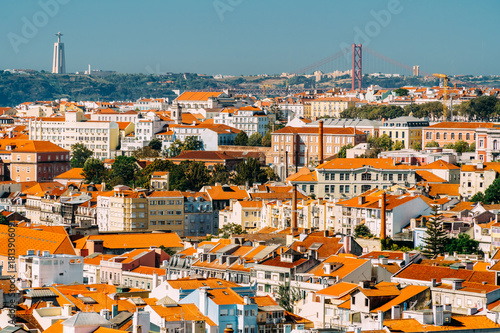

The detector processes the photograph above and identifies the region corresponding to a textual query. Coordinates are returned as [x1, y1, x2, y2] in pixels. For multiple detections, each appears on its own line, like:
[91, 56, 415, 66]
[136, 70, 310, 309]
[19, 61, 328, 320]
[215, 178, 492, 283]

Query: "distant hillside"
[0, 71, 220, 106]
[1, 71, 497, 107]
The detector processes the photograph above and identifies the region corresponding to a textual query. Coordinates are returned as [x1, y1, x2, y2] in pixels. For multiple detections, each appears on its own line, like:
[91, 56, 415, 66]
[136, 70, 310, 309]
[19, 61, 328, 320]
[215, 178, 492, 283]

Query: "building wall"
[148, 195, 184, 235]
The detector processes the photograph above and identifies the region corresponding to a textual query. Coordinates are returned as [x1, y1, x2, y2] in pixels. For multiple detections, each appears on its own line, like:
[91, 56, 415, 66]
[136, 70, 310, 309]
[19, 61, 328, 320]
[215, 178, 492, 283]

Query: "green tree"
[136, 159, 175, 188]
[276, 281, 302, 312]
[422, 206, 448, 257]
[469, 142, 476, 152]
[444, 234, 481, 255]
[148, 139, 162, 151]
[167, 140, 183, 157]
[248, 132, 263, 146]
[218, 223, 244, 238]
[394, 88, 409, 96]
[484, 178, 500, 204]
[233, 158, 266, 186]
[108, 156, 139, 187]
[375, 134, 393, 151]
[412, 141, 422, 151]
[182, 160, 211, 191]
[71, 143, 93, 168]
[261, 131, 272, 147]
[393, 141, 405, 151]
[210, 163, 231, 185]
[337, 144, 353, 158]
[133, 146, 160, 159]
[235, 131, 249, 146]
[425, 141, 440, 148]
[470, 191, 484, 203]
[183, 136, 203, 151]
[354, 224, 372, 238]
[82, 157, 107, 184]
[452, 140, 470, 153]
[159, 245, 177, 256]
[0, 215, 9, 226]
[407, 102, 443, 119]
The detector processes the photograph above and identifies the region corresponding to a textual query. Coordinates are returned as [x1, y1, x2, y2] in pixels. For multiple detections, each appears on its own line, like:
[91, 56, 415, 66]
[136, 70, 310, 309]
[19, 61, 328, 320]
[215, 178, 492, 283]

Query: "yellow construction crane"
[262, 84, 272, 95]
[433, 73, 448, 120]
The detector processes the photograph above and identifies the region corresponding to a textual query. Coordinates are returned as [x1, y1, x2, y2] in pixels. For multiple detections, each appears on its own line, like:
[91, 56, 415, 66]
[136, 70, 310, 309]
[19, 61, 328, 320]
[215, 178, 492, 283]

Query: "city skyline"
[2, 0, 500, 76]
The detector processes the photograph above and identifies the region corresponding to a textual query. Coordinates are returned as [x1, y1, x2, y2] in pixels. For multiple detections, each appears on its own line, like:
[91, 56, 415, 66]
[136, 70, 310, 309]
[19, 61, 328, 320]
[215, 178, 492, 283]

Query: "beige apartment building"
[310, 97, 359, 118]
[28, 111, 119, 159]
[147, 191, 185, 235]
[109, 189, 149, 231]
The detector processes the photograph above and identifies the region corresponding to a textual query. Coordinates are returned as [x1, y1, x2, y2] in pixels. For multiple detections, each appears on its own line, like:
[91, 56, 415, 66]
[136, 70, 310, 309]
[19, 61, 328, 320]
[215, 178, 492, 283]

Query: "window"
[436, 132, 440, 140]
[361, 173, 371, 181]
[352, 296, 355, 305]
[365, 299, 369, 307]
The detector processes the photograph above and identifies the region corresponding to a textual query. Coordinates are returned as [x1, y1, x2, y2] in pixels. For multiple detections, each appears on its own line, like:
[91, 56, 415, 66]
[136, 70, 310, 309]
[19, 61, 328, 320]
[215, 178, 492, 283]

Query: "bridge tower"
[351, 44, 362, 91]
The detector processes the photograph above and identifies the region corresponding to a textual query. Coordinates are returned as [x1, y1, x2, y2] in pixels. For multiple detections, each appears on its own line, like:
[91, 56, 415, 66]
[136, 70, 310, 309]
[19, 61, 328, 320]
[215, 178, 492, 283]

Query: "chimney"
[344, 235, 351, 254]
[112, 304, 118, 318]
[433, 305, 444, 326]
[431, 278, 437, 287]
[291, 184, 298, 232]
[199, 287, 208, 315]
[152, 271, 158, 290]
[380, 192, 387, 240]
[378, 310, 384, 330]
[318, 120, 324, 165]
[100, 309, 111, 320]
[63, 304, 72, 317]
[403, 252, 410, 266]
[391, 305, 401, 320]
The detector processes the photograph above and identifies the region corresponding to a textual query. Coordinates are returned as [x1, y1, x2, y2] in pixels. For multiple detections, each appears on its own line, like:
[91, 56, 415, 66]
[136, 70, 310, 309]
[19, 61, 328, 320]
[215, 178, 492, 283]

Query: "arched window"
[451, 133, 455, 140]
[494, 140, 498, 151]
[444, 133, 447, 140]
[466, 133, 470, 140]
[459, 133, 462, 140]
[436, 132, 440, 140]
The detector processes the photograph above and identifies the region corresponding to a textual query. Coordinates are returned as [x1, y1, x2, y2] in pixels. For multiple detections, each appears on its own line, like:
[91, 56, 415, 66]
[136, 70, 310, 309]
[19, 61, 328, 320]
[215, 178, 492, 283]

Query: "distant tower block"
[413, 65, 420, 76]
[52, 32, 66, 74]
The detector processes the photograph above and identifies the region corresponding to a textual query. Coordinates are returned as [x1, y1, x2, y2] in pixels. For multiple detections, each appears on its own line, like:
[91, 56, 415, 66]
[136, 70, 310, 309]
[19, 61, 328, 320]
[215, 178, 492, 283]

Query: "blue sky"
[1, 0, 498, 76]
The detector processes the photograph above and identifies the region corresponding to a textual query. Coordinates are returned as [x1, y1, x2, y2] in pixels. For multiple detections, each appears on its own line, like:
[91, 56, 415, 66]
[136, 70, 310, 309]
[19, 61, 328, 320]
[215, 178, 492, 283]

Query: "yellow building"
[380, 116, 429, 149]
[310, 97, 359, 119]
[147, 190, 185, 235]
[109, 189, 149, 232]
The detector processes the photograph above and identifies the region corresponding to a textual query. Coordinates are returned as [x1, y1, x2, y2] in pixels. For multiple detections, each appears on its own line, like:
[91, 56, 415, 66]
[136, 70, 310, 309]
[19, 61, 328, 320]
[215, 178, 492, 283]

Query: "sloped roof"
[0, 225, 75, 257]
[73, 233, 183, 250]
[54, 168, 84, 180]
[317, 158, 413, 170]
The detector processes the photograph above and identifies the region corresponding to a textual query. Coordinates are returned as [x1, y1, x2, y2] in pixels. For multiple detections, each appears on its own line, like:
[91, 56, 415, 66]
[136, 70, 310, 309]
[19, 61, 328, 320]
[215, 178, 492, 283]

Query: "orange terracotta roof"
[462, 162, 500, 173]
[175, 91, 224, 102]
[426, 122, 495, 129]
[317, 158, 412, 170]
[427, 183, 460, 197]
[450, 201, 476, 212]
[416, 170, 446, 183]
[73, 233, 183, 250]
[394, 263, 495, 284]
[417, 159, 460, 170]
[252, 295, 278, 306]
[274, 126, 365, 136]
[316, 282, 358, 297]
[148, 190, 183, 198]
[0, 225, 75, 257]
[54, 168, 84, 180]
[371, 285, 428, 313]
[203, 185, 249, 201]
[131, 266, 166, 275]
[167, 277, 240, 290]
[383, 315, 500, 332]
[309, 255, 368, 278]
